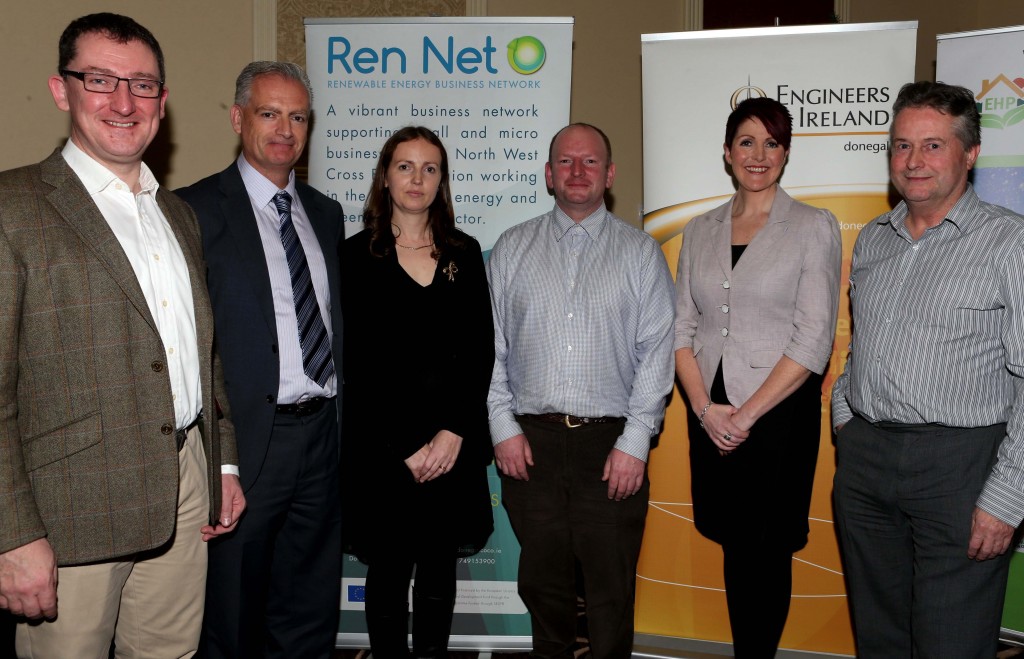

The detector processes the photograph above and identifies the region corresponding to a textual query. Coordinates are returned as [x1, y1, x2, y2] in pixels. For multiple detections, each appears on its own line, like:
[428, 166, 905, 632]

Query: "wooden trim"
[834, 0, 851, 23]
[254, 0, 277, 60]
[683, 0, 703, 31]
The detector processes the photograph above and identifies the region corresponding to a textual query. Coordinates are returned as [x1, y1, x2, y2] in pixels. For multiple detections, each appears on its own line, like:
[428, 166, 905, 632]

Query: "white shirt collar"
[61, 139, 159, 196]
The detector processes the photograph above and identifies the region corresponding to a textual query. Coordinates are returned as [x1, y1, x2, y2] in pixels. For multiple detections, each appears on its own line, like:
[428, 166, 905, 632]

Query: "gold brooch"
[443, 260, 458, 282]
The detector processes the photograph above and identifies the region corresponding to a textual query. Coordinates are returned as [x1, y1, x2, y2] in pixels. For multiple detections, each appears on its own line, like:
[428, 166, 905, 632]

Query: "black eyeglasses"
[60, 70, 164, 99]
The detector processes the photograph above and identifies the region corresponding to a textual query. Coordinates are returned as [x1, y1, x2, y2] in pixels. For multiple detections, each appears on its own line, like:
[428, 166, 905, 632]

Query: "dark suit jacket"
[0, 149, 237, 565]
[176, 164, 344, 490]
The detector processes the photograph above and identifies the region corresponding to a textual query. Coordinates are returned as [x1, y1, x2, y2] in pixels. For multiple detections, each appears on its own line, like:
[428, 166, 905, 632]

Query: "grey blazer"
[0, 149, 238, 565]
[673, 186, 842, 406]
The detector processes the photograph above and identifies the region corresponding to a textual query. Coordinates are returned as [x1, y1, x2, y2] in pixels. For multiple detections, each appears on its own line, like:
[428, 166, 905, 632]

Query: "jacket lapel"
[710, 198, 735, 278]
[732, 186, 793, 277]
[297, 185, 342, 330]
[219, 165, 278, 336]
[157, 188, 214, 355]
[40, 151, 158, 332]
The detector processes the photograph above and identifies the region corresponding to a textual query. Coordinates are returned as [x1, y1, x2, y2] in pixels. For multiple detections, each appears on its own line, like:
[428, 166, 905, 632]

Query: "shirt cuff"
[614, 421, 652, 462]
[221, 464, 240, 477]
[978, 476, 1024, 528]
[489, 413, 524, 446]
[831, 395, 853, 431]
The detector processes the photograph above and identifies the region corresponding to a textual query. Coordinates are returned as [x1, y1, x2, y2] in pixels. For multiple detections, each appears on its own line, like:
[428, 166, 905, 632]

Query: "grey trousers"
[833, 415, 1011, 658]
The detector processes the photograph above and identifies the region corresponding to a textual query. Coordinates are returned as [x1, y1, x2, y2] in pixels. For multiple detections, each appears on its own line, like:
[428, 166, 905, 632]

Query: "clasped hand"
[404, 430, 463, 483]
[701, 403, 751, 454]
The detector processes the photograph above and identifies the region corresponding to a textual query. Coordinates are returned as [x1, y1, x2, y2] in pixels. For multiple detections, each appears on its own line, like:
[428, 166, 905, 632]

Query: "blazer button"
[723, 280, 730, 289]
[266, 395, 275, 403]
[161, 423, 174, 435]
[721, 328, 729, 337]
[151, 361, 164, 372]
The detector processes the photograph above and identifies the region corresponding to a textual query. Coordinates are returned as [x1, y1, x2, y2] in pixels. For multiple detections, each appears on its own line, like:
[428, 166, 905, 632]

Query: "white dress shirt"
[62, 140, 201, 429]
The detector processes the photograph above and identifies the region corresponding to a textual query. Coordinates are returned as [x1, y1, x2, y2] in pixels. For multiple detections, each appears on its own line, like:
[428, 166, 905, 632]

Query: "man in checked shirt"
[487, 123, 675, 659]
[833, 81, 1024, 658]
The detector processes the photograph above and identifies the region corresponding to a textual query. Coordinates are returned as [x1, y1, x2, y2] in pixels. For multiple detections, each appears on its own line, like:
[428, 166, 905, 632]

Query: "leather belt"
[175, 413, 203, 452]
[522, 413, 624, 429]
[276, 396, 334, 417]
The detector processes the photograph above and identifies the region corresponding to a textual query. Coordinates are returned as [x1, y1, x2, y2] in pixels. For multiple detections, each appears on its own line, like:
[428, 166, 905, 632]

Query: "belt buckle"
[563, 414, 582, 429]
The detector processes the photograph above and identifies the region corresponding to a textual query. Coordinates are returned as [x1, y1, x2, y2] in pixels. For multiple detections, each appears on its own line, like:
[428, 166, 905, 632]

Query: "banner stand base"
[335, 633, 853, 657]
[335, 634, 532, 652]
[633, 634, 853, 658]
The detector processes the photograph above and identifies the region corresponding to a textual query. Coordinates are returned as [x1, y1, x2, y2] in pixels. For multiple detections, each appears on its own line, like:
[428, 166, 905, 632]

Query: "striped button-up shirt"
[832, 186, 1024, 525]
[487, 205, 676, 461]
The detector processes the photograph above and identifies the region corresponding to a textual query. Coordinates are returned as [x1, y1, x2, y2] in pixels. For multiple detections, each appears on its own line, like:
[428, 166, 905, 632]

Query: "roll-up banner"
[639, 22, 916, 655]
[304, 17, 572, 251]
[936, 24, 1024, 645]
[936, 26, 1024, 216]
[303, 16, 573, 650]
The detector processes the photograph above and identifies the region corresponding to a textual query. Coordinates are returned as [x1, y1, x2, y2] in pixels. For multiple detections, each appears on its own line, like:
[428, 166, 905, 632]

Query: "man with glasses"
[0, 13, 243, 657]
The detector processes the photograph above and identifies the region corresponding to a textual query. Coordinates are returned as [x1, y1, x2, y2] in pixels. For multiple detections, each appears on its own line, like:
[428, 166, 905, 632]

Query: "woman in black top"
[340, 126, 494, 658]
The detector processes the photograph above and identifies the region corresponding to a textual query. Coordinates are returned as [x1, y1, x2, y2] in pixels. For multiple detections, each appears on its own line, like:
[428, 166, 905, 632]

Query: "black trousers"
[199, 401, 342, 659]
[834, 416, 1011, 658]
[364, 541, 457, 658]
[501, 416, 648, 659]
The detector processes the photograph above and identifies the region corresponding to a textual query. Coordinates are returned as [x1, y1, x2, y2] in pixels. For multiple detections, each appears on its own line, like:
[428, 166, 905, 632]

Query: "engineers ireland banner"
[639, 21, 917, 656]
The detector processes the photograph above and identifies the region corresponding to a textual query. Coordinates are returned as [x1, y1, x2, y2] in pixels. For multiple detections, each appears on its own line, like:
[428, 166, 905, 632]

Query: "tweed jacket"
[0, 149, 238, 565]
[674, 186, 842, 407]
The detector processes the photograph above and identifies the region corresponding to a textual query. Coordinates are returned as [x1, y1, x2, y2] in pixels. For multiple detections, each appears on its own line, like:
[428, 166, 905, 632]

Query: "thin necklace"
[392, 222, 432, 250]
[395, 240, 434, 250]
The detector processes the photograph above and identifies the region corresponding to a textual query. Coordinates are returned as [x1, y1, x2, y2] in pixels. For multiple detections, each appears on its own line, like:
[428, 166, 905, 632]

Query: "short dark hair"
[363, 126, 463, 259]
[891, 81, 981, 150]
[235, 61, 313, 108]
[548, 123, 613, 165]
[725, 97, 793, 150]
[58, 13, 165, 82]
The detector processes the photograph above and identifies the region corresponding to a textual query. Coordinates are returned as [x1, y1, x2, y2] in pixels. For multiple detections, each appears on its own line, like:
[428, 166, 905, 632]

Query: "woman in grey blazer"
[674, 97, 841, 657]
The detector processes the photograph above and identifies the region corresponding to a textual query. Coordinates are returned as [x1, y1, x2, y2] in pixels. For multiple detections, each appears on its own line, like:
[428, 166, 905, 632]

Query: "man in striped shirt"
[487, 123, 675, 658]
[832, 81, 1024, 657]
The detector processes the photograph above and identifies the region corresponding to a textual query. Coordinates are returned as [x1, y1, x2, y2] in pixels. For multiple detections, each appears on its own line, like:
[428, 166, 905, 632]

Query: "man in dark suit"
[177, 61, 343, 659]
[0, 13, 244, 657]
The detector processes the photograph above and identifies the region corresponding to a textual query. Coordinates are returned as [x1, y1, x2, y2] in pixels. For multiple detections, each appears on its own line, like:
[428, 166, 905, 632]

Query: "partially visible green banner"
[936, 23, 1024, 646]
[936, 25, 1024, 217]
[1002, 545, 1024, 645]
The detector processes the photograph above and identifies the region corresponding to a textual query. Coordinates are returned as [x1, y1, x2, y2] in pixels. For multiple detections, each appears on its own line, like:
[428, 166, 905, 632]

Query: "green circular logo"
[507, 36, 546, 75]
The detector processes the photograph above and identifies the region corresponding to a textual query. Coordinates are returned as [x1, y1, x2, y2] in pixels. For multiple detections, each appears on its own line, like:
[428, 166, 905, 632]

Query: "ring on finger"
[724, 433, 732, 441]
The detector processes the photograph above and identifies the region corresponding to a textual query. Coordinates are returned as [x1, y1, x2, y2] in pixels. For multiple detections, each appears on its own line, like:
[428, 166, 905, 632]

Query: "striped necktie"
[273, 191, 334, 387]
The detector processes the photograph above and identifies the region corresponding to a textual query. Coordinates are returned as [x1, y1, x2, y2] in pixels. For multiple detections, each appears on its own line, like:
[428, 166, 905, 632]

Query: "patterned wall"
[277, 0, 468, 66]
